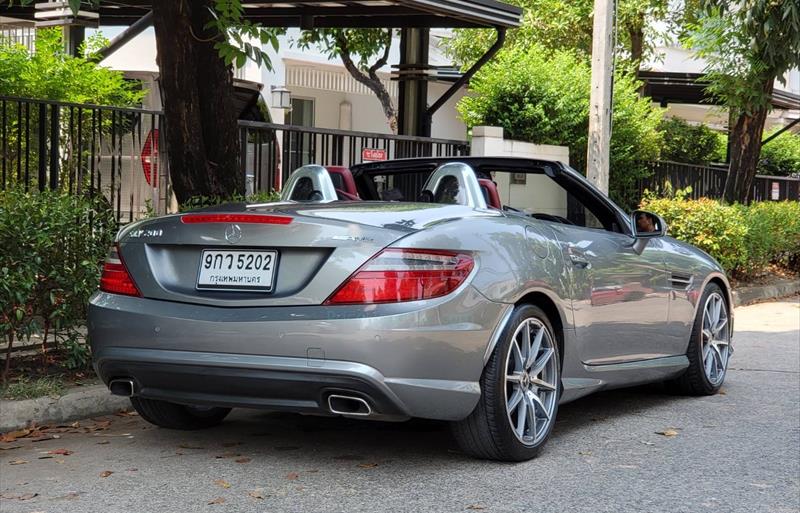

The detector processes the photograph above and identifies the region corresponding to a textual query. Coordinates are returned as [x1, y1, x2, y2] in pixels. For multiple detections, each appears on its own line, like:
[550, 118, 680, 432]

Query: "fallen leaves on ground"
[248, 488, 266, 500]
[0, 445, 22, 451]
[9, 459, 28, 465]
[1, 419, 113, 443]
[115, 409, 139, 417]
[99, 470, 114, 478]
[214, 479, 231, 489]
[0, 492, 38, 501]
[208, 497, 225, 505]
[358, 462, 379, 469]
[1, 429, 32, 443]
[656, 428, 680, 437]
[214, 452, 241, 459]
[47, 448, 73, 456]
[235, 457, 251, 464]
[286, 472, 299, 480]
[578, 450, 592, 456]
[641, 440, 655, 446]
[467, 505, 486, 510]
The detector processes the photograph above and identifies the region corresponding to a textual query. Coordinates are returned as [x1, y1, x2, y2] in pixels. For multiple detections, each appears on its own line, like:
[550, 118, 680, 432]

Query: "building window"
[287, 98, 314, 170]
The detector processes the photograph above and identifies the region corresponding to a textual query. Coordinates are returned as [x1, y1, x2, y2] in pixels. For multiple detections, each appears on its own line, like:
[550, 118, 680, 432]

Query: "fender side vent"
[669, 273, 693, 289]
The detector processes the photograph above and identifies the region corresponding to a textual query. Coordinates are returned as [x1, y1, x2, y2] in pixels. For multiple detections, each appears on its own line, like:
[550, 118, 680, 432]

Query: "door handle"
[567, 246, 591, 269]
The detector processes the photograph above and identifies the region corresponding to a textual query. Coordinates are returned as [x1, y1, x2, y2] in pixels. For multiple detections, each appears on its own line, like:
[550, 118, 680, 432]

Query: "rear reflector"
[99, 245, 141, 297]
[325, 248, 474, 305]
[180, 214, 292, 225]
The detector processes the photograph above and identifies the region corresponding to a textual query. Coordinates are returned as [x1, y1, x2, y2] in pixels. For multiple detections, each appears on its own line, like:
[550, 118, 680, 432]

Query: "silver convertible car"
[89, 157, 733, 461]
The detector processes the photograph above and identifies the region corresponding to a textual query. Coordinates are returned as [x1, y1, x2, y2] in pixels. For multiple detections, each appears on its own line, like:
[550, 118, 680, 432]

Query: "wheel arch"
[482, 289, 567, 368]
[695, 272, 734, 335]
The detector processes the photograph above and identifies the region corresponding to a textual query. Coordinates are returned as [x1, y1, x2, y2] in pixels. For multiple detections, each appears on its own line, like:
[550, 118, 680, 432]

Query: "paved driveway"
[2, 298, 798, 513]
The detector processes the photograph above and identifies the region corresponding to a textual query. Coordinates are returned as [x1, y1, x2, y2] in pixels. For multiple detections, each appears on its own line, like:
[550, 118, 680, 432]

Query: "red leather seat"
[478, 178, 501, 209]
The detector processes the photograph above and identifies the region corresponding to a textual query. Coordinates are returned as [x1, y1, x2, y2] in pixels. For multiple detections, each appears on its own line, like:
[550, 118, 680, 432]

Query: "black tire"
[668, 282, 730, 396]
[130, 397, 231, 430]
[451, 304, 561, 461]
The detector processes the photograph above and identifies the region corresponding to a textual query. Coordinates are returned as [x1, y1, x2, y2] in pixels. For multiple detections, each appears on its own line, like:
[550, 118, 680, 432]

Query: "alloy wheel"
[504, 318, 559, 446]
[701, 292, 731, 385]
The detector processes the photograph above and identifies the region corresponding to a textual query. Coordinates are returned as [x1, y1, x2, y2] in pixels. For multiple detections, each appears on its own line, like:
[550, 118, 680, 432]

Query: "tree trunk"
[151, 0, 243, 204]
[335, 32, 398, 134]
[3, 332, 13, 383]
[723, 80, 774, 204]
[628, 25, 644, 65]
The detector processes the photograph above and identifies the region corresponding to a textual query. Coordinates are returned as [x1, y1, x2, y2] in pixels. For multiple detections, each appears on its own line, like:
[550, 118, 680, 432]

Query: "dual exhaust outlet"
[109, 379, 373, 417]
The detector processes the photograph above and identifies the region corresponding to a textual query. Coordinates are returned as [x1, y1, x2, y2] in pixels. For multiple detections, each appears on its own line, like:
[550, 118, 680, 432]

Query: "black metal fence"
[238, 120, 470, 193]
[640, 160, 800, 202]
[0, 95, 167, 223]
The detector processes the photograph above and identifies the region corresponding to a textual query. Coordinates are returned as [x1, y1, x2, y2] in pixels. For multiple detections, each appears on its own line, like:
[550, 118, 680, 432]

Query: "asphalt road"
[2, 298, 798, 513]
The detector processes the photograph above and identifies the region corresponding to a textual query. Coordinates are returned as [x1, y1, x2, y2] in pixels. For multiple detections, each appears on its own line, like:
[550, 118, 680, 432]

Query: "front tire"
[669, 283, 732, 395]
[130, 397, 231, 430]
[451, 305, 561, 461]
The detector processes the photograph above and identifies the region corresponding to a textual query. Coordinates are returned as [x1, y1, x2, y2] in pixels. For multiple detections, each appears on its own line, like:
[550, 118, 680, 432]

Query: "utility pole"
[586, 0, 615, 195]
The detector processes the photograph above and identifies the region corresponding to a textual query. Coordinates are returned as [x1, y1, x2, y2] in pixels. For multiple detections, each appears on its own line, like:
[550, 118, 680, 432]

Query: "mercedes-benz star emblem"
[224, 224, 242, 244]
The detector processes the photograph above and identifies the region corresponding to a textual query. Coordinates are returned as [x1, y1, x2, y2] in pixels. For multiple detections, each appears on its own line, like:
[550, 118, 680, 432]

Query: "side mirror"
[631, 210, 667, 238]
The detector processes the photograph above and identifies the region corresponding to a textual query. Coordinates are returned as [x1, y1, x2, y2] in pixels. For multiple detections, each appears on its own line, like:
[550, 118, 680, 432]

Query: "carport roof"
[2, 0, 523, 28]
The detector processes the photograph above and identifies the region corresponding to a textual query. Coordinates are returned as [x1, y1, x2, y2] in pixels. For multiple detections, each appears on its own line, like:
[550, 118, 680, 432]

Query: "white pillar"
[586, 0, 614, 195]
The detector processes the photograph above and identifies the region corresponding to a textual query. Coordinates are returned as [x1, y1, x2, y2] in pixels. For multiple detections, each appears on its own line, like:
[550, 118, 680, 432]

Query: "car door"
[512, 168, 671, 365]
[549, 223, 671, 364]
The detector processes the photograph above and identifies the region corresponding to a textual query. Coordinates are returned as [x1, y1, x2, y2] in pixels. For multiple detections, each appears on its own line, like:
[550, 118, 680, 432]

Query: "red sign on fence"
[362, 148, 387, 162]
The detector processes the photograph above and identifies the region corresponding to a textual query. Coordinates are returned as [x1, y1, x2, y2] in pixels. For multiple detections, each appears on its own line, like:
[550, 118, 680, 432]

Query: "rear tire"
[668, 283, 732, 396]
[451, 305, 561, 461]
[130, 397, 231, 430]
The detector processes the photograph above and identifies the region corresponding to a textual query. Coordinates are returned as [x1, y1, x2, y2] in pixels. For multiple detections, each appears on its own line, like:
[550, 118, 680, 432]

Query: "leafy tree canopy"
[444, 0, 674, 67]
[0, 28, 143, 105]
[458, 45, 664, 208]
[685, 1, 800, 114]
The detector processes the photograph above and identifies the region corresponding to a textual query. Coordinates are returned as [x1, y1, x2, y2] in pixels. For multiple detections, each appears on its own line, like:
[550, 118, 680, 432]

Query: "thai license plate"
[196, 250, 278, 291]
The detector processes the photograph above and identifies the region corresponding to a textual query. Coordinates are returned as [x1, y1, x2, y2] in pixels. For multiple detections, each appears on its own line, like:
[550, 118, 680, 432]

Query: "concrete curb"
[732, 279, 800, 307]
[0, 385, 128, 433]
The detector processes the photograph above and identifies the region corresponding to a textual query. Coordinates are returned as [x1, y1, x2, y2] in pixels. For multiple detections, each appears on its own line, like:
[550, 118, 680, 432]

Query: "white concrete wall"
[470, 126, 571, 215]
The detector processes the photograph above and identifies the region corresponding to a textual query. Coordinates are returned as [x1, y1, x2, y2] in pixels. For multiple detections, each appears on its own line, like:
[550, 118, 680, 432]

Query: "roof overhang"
[639, 70, 800, 111]
[2, 1, 522, 28]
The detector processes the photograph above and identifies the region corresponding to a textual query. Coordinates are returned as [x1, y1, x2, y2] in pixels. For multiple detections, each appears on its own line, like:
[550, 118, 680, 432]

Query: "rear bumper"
[88, 287, 508, 421]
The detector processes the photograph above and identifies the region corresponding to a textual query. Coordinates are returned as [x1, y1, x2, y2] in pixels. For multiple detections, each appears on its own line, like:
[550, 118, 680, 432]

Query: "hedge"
[0, 188, 117, 380]
[641, 190, 800, 277]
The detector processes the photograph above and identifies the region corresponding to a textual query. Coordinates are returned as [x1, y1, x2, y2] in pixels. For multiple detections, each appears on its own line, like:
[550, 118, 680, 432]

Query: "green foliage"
[444, 0, 676, 67]
[642, 190, 800, 276]
[641, 193, 748, 272]
[658, 117, 726, 164]
[458, 45, 663, 207]
[735, 201, 800, 275]
[0, 188, 117, 378]
[205, 0, 283, 70]
[685, 3, 800, 115]
[0, 28, 143, 106]
[295, 28, 392, 69]
[179, 190, 282, 212]
[758, 128, 800, 177]
[0, 375, 65, 400]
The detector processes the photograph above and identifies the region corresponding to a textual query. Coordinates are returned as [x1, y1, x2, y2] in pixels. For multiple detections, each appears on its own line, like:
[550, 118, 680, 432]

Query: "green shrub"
[0, 188, 116, 379]
[658, 117, 727, 165]
[758, 128, 800, 177]
[179, 190, 282, 212]
[642, 190, 800, 276]
[641, 193, 748, 273]
[736, 201, 800, 274]
[457, 45, 663, 209]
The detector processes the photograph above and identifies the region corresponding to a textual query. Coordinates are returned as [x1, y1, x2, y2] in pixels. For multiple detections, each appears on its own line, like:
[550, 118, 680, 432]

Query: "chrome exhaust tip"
[109, 379, 135, 397]
[327, 394, 372, 416]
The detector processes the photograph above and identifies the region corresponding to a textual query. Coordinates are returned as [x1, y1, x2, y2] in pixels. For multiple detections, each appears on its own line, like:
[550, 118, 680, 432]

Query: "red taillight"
[99, 245, 141, 297]
[180, 214, 292, 225]
[325, 249, 474, 305]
